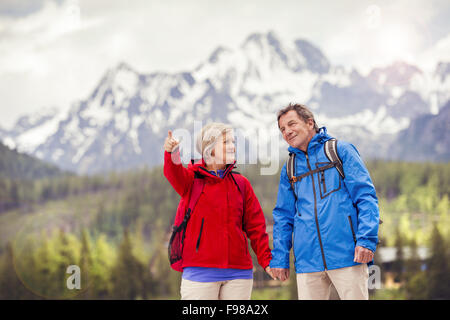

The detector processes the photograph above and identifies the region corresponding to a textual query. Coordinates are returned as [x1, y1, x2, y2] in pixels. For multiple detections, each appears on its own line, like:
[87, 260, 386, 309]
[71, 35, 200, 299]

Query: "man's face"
[278, 110, 316, 152]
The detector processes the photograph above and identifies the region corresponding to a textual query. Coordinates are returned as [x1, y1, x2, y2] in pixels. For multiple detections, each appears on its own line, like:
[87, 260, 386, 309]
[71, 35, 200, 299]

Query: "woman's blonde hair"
[196, 122, 233, 162]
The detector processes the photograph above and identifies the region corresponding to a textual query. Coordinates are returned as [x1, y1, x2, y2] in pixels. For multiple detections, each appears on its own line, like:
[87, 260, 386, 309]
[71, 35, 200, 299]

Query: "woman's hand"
[265, 266, 276, 280]
[164, 130, 180, 153]
[270, 268, 290, 281]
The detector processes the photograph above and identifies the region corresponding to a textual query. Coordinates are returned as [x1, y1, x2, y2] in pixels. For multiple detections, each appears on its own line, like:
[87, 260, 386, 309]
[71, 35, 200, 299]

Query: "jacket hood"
[288, 126, 334, 155]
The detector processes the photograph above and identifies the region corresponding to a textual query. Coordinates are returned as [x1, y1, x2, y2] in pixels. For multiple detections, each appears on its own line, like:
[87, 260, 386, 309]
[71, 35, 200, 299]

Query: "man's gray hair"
[196, 122, 233, 162]
[277, 103, 319, 132]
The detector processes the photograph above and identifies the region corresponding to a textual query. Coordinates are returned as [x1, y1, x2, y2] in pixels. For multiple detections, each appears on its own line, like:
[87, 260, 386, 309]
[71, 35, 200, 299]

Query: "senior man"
[269, 103, 380, 300]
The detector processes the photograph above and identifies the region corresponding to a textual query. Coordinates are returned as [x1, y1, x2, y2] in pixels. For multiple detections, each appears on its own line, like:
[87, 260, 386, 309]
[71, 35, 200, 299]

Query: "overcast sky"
[0, 0, 449, 130]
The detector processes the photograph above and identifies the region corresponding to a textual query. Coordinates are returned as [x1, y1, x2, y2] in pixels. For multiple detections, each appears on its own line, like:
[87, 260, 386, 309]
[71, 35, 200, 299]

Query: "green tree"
[79, 229, 94, 299]
[406, 238, 421, 277]
[0, 242, 33, 299]
[392, 227, 405, 283]
[90, 234, 116, 298]
[110, 229, 149, 299]
[427, 224, 450, 299]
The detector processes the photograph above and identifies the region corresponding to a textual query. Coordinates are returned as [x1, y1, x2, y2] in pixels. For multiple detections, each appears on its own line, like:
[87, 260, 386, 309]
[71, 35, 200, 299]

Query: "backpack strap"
[291, 162, 336, 182]
[168, 173, 204, 271]
[286, 140, 345, 201]
[230, 172, 246, 203]
[182, 173, 205, 227]
[230, 172, 247, 230]
[286, 153, 298, 201]
[324, 139, 345, 179]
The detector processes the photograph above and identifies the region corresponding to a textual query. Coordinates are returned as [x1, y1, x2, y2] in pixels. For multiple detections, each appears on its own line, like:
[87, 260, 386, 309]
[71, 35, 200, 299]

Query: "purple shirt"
[182, 267, 253, 282]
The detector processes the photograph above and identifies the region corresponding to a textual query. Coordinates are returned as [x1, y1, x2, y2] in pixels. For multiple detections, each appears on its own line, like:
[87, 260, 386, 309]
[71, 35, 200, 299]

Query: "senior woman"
[163, 122, 273, 300]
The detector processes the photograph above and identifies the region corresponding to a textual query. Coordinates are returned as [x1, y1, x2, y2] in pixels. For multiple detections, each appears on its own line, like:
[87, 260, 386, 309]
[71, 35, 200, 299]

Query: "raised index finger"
[168, 130, 173, 138]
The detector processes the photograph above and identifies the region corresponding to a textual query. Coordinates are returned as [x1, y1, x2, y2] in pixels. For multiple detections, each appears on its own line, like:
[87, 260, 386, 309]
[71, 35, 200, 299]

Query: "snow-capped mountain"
[390, 101, 450, 162]
[1, 31, 449, 175]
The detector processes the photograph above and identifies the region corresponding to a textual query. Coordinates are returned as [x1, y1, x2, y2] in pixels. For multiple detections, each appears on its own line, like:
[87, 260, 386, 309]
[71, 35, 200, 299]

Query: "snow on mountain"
[367, 61, 431, 119]
[1, 106, 64, 154]
[1, 31, 449, 174]
[390, 101, 450, 161]
[430, 62, 450, 114]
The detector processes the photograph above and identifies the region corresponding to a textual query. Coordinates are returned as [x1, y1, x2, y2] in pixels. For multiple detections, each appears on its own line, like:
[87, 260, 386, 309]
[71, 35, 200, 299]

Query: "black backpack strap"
[182, 174, 205, 224]
[230, 172, 247, 231]
[286, 153, 298, 201]
[292, 162, 336, 182]
[324, 139, 345, 179]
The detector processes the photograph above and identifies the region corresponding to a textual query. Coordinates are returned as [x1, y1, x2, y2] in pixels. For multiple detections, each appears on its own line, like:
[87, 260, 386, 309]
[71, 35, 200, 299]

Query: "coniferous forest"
[0, 157, 449, 299]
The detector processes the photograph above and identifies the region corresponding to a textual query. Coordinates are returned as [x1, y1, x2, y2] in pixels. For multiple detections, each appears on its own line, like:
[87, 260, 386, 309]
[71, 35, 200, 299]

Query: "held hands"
[164, 130, 180, 153]
[267, 246, 373, 282]
[269, 268, 290, 281]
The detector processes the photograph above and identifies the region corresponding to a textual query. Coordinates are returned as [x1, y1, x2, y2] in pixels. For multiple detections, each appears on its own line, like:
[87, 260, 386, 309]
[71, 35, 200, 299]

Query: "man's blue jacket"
[270, 127, 380, 273]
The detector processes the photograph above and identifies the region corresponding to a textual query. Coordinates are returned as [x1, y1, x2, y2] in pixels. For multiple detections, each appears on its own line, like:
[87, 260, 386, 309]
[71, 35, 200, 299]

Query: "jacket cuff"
[356, 239, 377, 253]
[165, 149, 182, 165]
[259, 255, 272, 271]
[269, 256, 290, 269]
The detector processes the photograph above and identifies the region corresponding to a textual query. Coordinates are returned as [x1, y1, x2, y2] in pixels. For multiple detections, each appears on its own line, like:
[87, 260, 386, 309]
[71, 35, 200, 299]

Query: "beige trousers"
[180, 278, 253, 300]
[296, 264, 369, 300]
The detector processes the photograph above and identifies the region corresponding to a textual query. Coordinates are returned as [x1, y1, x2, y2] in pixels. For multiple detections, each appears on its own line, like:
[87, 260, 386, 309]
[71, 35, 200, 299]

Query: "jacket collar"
[287, 127, 334, 156]
[188, 158, 236, 180]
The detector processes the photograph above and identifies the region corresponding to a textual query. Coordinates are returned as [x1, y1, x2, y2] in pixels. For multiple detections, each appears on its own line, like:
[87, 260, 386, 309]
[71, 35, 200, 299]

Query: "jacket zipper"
[321, 170, 327, 194]
[306, 153, 328, 270]
[347, 216, 357, 245]
[196, 218, 204, 252]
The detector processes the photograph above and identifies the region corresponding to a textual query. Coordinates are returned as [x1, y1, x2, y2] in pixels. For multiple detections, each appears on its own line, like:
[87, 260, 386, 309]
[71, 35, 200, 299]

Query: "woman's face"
[212, 130, 236, 165]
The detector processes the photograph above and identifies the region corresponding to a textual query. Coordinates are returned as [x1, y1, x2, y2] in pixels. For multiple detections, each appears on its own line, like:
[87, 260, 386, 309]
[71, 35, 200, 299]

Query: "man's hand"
[164, 130, 180, 153]
[270, 268, 290, 281]
[354, 246, 374, 263]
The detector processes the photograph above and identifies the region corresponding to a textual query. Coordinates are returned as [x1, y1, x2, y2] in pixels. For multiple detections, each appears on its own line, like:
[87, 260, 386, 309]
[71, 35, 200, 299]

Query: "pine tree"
[90, 234, 116, 298]
[404, 238, 428, 299]
[406, 238, 421, 277]
[0, 242, 32, 299]
[392, 227, 405, 283]
[110, 229, 146, 299]
[34, 232, 55, 298]
[55, 229, 80, 299]
[427, 224, 450, 299]
[79, 229, 93, 299]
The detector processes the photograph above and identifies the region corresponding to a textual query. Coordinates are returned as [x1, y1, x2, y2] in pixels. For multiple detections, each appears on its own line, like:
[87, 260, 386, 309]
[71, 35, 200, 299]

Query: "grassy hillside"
[0, 141, 70, 180]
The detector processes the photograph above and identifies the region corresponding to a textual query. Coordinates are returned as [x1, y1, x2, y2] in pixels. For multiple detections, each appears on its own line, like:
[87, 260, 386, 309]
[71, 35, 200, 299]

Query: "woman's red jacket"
[164, 150, 272, 271]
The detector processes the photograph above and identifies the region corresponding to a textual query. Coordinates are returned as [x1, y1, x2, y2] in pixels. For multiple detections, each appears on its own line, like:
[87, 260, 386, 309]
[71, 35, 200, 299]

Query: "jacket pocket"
[195, 218, 204, 252]
[347, 216, 357, 245]
[240, 229, 249, 257]
[316, 162, 342, 199]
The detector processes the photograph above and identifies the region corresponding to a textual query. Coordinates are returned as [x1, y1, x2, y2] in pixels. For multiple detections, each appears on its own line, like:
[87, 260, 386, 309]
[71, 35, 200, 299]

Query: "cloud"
[0, 0, 109, 129]
[418, 34, 450, 72]
[0, 0, 448, 130]
[0, 0, 46, 17]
